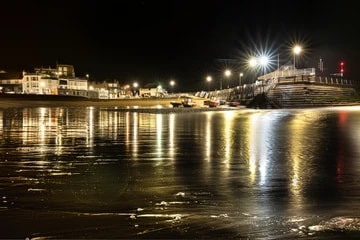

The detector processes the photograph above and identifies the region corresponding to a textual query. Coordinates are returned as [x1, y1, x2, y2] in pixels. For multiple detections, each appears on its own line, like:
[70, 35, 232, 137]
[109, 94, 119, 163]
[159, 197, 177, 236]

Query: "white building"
[0, 71, 23, 93]
[139, 85, 167, 97]
[22, 73, 58, 94]
[58, 78, 88, 97]
[21, 64, 89, 97]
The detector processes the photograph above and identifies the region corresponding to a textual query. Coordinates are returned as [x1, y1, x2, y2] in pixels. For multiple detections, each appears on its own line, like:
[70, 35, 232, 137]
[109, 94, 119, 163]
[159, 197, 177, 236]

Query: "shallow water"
[1, 106, 360, 239]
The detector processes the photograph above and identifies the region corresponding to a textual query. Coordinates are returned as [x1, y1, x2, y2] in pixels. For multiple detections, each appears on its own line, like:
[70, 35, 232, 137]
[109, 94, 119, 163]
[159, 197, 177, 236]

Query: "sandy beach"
[0, 94, 183, 107]
[0, 94, 245, 112]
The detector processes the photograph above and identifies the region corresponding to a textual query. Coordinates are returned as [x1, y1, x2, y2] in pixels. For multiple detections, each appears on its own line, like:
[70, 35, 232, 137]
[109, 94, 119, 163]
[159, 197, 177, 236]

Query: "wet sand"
[0, 95, 186, 107]
[0, 95, 244, 111]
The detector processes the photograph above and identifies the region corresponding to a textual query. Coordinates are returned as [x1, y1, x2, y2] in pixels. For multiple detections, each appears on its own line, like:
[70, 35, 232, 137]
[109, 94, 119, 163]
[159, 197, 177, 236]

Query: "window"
[59, 80, 67, 85]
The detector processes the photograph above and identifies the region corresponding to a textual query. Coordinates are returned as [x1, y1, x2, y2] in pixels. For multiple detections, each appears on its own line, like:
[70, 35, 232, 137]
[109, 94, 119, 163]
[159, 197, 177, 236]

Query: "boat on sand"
[170, 96, 196, 108]
[204, 100, 220, 107]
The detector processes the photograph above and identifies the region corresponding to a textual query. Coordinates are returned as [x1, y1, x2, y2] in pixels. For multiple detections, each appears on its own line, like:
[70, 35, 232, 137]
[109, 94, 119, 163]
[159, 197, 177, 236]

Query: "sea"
[1, 105, 360, 239]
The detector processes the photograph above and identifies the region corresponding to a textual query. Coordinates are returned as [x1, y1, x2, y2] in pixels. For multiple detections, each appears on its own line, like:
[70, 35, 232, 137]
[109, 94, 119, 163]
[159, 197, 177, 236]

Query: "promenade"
[0, 94, 211, 109]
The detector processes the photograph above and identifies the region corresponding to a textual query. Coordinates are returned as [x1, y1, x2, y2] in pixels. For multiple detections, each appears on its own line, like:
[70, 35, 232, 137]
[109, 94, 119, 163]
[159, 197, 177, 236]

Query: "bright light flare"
[249, 57, 257, 67]
[285, 32, 312, 66]
[259, 55, 269, 66]
[224, 70, 231, 77]
[293, 45, 302, 55]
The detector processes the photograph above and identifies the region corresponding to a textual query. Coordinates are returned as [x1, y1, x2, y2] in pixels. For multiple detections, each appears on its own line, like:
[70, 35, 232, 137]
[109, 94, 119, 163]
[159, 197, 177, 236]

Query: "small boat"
[219, 100, 227, 105]
[170, 101, 183, 108]
[204, 100, 219, 107]
[227, 100, 241, 107]
[181, 97, 196, 107]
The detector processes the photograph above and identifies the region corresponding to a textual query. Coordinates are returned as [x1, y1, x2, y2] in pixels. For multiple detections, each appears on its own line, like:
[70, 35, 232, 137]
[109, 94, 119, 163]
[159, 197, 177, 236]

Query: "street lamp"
[239, 72, 243, 86]
[206, 76, 212, 91]
[293, 45, 302, 69]
[169, 80, 175, 94]
[259, 55, 269, 75]
[248, 57, 258, 97]
[133, 82, 138, 96]
[249, 57, 257, 68]
[224, 69, 231, 88]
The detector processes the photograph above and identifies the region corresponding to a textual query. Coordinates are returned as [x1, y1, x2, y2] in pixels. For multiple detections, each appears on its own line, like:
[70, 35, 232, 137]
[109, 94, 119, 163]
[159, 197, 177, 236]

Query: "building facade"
[1, 64, 171, 99]
[0, 71, 23, 93]
[21, 64, 88, 97]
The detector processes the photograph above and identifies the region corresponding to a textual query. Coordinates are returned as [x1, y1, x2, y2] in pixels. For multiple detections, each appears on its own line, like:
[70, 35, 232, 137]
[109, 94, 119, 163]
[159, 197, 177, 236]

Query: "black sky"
[1, 0, 359, 91]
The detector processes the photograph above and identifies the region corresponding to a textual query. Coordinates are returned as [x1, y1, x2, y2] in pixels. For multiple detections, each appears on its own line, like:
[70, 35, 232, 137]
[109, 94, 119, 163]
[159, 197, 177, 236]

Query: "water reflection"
[1, 106, 360, 238]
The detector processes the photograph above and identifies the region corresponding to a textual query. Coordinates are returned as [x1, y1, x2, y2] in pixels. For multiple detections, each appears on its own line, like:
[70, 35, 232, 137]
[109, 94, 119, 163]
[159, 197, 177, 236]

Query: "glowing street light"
[248, 57, 259, 97]
[133, 82, 138, 96]
[259, 56, 269, 67]
[293, 45, 302, 69]
[224, 69, 231, 88]
[239, 72, 243, 86]
[249, 57, 257, 68]
[206, 76, 212, 91]
[169, 80, 175, 94]
[225, 69, 231, 77]
[259, 55, 269, 75]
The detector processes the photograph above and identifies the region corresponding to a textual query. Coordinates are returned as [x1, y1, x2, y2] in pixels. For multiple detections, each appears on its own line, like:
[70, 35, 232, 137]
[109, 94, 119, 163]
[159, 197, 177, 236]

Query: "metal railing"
[258, 68, 316, 80]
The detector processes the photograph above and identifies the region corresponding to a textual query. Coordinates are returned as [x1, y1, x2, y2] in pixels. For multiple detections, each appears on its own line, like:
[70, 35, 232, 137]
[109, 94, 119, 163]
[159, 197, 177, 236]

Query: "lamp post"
[206, 76, 212, 92]
[239, 72, 243, 86]
[133, 82, 138, 96]
[249, 57, 257, 68]
[293, 45, 302, 69]
[259, 56, 269, 76]
[169, 80, 175, 94]
[225, 69, 231, 88]
[220, 77, 222, 90]
[249, 57, 258, 97]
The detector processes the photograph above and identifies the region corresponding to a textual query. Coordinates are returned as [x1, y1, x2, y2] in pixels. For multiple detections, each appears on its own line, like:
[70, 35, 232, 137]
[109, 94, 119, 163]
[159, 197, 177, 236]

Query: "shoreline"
[0, 95, 243, 111]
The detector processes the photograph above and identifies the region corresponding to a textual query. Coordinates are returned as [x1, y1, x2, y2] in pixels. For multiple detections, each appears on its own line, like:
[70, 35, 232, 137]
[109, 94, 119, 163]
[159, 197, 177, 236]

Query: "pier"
[196, 66, 359, 109]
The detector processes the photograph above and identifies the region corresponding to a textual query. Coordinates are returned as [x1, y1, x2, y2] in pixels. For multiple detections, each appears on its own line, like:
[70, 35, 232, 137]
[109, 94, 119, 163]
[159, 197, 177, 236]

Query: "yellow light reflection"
[156, 114, 163, 158]
[87, 107, 94, 148]
[55, 108, 64, 155]
[0, 110, 2, 134]
[132, 112, 138, 156]
[168, 114, 175, 159]
[219, 111, 236, 169]
[287, 110, 323, 207]
[224, 111, 235, 165]
[247, 112, 273, 185]
[204, 112, 212, 162]
[289, 116, 304, 198]
[248, 113, 259, 183]
[39, 108, 46, 145]
[125, 112, 130, 147]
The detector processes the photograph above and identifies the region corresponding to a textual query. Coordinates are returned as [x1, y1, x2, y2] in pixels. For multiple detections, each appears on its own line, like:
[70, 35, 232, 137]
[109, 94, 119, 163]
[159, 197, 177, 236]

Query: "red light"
[340, 61, 345, 74]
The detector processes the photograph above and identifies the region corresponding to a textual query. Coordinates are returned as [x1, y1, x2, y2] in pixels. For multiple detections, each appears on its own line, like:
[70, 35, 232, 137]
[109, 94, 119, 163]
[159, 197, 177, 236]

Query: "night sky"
[1, 1, 359, 91]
